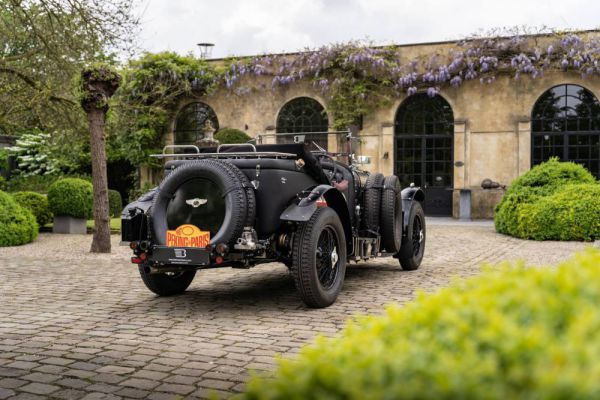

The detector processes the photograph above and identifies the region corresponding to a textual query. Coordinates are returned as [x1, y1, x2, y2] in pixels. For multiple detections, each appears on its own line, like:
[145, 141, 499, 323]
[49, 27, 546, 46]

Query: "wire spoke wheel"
[316, 227, 339, 289]
[412, 215, 423, 256]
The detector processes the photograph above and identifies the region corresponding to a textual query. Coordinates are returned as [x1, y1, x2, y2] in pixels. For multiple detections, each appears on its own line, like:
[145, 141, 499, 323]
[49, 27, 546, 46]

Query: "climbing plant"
[223, 29, 600, 128]
[113, 52, 223, 166]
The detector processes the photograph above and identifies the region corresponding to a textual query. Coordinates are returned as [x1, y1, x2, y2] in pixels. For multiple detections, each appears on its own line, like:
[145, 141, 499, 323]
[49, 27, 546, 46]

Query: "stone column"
[453, 120, 468, 189]
[453, 120, 468, 218]
[262, 126, 277, 144]
[517, 120, 531, 177]
[380, 122, 394, 176]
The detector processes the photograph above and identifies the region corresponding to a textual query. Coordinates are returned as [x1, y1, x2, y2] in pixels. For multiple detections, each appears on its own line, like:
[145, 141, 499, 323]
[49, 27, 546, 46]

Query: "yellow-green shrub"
[12, 191, 52, 227]
[495, 158, 599, 240]
[0, 190, 38, 246]
[242, 249, 600, 400]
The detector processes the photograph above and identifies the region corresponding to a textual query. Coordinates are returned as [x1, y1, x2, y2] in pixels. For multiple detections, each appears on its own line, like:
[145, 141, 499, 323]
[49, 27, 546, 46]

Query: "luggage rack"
[150, 144, 298, 160]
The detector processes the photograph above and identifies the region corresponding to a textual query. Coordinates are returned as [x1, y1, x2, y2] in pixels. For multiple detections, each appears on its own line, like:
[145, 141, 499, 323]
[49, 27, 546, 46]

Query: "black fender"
[401, 187, 425, 233]
[281, 185, 353, 254]
[121, 188, 157, 242]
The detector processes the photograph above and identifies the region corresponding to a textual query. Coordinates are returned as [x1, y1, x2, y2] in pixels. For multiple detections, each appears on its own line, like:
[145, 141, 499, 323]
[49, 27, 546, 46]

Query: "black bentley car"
[122, 141, 426, 308]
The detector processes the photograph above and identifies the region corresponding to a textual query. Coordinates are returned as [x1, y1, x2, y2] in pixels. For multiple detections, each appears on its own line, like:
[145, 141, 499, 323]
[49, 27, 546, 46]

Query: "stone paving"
[0, 221, 590, 399]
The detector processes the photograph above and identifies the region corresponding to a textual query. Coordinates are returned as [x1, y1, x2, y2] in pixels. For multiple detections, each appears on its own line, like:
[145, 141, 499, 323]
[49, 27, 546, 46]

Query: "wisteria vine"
[220, 31, 600, 129]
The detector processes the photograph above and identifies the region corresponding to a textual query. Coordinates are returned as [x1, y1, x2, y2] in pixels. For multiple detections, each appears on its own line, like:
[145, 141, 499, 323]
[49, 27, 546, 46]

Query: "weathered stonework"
[145, 33, 600, 219]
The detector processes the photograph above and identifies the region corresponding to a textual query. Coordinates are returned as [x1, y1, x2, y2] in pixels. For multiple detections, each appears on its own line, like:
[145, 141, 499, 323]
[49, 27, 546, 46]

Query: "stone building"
[152, 32, 600, 219]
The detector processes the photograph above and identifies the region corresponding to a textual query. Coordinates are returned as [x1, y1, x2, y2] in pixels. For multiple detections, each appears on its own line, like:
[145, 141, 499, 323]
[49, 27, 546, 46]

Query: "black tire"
[291, 207, 347, 308]
[139, 266, 196, 296]
[397, 201, 426, 271]
[220, 160, 256, 228]
[150, 160, 248, 246]
[380, 175, 403, 253]
[362, 173, 384, 235]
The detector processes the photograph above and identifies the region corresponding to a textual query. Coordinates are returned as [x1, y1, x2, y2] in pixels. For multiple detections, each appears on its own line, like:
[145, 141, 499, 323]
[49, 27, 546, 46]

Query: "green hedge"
[215, 128, 252, 144]
[108, 189, 123, 217]
[0, 190, 38, 246]
[47, 178, 93, 219]
[242, 249, 600, 399]
[11, 191, 52, 227]
[495, 158, 599, 240]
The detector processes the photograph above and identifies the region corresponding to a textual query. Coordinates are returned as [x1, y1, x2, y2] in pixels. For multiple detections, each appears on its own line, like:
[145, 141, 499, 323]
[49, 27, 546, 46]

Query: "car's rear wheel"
[379, 175, 403, 253]
[139, 266, 196, 296]
[397, 201, 426, 270]
[291, 207, 347, 308]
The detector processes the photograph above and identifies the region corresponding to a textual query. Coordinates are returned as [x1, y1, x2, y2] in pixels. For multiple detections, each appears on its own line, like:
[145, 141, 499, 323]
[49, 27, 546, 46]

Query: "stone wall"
[148, 33, 600, 219]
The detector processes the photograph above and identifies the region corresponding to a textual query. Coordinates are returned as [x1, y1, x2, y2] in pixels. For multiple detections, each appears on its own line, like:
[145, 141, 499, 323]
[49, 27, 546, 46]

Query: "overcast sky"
[135, 0, 600, 58]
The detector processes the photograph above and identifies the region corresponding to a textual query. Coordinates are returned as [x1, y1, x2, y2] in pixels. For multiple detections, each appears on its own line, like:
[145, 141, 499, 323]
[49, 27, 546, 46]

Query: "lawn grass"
[86, 218, 121, 232]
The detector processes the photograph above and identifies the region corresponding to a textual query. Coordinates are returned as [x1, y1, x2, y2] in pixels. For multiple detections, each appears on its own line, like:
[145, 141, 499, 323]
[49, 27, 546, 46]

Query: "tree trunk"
[88, 109, 111, 253]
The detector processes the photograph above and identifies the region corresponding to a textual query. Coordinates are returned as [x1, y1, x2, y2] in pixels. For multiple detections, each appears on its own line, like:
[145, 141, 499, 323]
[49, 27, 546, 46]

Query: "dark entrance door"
[394, 94, 454, 216]
[531, 84, 600, 179]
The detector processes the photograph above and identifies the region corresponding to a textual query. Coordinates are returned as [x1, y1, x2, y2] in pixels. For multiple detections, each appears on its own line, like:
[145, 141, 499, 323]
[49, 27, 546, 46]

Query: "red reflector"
[131, 257, 142, 264]
[139, 252, 147, 260]
[129, 242, 138, 250]
[215, 256, 224, 264]
[316, 197, 327, 208]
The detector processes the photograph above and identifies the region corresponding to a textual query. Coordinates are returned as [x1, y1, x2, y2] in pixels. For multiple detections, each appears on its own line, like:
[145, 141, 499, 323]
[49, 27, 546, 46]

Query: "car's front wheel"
[396, 201, 426, 271]
[138, 266, 196, 296]
[291, 207, 347, 308]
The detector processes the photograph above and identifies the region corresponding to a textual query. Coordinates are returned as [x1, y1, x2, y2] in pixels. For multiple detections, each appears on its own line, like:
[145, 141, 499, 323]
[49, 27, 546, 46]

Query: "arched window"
[174, 102, 219, 145]
[276, 97, 328, 150]
[394, 94, 454, 215]
[532, 84, 600, 178]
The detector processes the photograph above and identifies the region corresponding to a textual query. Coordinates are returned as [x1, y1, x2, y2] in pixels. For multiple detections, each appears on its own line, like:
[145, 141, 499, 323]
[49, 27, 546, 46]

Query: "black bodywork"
[122, 143, 424, 273]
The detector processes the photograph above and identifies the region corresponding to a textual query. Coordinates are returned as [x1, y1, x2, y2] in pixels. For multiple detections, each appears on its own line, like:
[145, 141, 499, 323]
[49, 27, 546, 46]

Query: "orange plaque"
[166, 224, 210, 248]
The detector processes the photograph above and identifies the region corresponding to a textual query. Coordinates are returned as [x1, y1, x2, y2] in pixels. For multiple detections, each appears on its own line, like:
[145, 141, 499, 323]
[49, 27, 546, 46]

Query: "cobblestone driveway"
[0, 221, 590, 399]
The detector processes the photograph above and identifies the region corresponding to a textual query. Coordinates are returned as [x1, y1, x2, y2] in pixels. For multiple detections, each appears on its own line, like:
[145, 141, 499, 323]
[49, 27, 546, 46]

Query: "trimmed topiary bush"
[11, 191, 52, 227]
[108, 189, 122, 218]
[495, 158, 599, 240]
[47, 178, 93, 219]
[0, 190, 38, 246]
[214, 128, 252, 144]
[242, 249, 600, 400]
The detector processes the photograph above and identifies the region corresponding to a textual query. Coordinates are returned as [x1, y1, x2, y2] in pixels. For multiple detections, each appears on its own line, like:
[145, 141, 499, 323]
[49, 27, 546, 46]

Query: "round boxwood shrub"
[0, 190, 38, 246]
[11, 191, 52, 227]
[214, 128, 252, 144]
[495, 158, 599, 240]
[242, 249, 600, 399]
[516, 184, 600, 241]
[108, 189, 122, 217]
[47, 178, 93, 219]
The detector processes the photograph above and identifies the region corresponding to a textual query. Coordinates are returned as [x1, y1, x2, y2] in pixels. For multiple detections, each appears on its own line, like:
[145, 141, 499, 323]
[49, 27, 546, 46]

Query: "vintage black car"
[122, 140, 426, 308]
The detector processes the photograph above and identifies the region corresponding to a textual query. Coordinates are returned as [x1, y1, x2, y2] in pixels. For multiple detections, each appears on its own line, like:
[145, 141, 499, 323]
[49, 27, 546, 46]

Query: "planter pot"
[53, 215, 87, 234]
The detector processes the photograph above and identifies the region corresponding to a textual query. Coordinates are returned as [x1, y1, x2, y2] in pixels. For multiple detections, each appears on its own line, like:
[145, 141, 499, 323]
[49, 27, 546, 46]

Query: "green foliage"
[214, 128, 252, 144]
[0, 148, 8, 171]
[515, 184, 600, 241]
[0, 0, 137, 135]
[108, 189, 122, 217]
[112, 52, 223, 167]
[47, 178, 93, 219]
[0, 176, 6, 191]
[11, 191, 52, 227]
[128, 181, 155, 203]
[0, 190, 38, 246]
[7, 131, 58, 176]
[242, 249, 600, 400]
[495, 158, 599, 240]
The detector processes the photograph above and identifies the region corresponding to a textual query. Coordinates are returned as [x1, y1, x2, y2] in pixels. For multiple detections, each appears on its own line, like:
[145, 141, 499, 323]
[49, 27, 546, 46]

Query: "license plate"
[151, 246, 210, 266]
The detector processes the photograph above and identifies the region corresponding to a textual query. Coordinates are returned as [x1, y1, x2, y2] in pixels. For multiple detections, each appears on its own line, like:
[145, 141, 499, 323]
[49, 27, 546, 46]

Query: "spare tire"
[150, 160, 252, 246]
[361, 173, 384, 235]
[379, 175, 403, 253]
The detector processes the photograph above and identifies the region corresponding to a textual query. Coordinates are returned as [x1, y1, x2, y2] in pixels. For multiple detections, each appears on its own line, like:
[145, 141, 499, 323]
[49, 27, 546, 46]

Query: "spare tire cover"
[150, 160, 248, 246]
